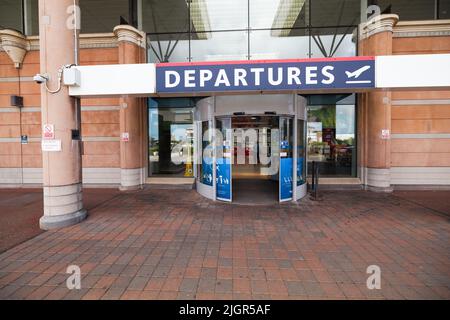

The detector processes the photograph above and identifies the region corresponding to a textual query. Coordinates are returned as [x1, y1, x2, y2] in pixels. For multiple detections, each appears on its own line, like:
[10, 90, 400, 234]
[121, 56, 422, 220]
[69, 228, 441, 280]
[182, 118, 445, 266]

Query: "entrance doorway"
[231, 116, 279, 204]
[215, 114, 297, 204]
[194, 94, 307, 204]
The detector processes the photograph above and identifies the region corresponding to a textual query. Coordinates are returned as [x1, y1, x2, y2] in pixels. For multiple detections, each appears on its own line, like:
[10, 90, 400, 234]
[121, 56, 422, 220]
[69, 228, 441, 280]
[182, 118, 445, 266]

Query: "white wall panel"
[69, 64, 155, 97]
[376, 54, 450, 89]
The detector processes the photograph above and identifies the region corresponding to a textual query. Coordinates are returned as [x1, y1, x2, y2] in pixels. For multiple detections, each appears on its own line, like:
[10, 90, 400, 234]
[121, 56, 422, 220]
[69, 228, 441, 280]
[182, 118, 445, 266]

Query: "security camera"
[33, 74, 49, 84]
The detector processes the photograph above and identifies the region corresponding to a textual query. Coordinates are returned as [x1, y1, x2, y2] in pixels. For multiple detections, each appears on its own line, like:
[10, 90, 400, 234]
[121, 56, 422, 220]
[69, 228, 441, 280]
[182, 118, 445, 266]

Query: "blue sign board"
[156, 57, 375, 93]
[202, 157, 213, 186]
[280, 157, 293, 201]
[216, 158, 231, 201]
[297, 156, 304, 185]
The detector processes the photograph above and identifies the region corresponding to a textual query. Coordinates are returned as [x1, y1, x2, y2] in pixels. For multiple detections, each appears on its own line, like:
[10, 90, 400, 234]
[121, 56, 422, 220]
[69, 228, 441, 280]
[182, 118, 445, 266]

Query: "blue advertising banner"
[202, 157, 213, 186]
[156, 57, 375, 93]
[297, 156, 304, 185]
[216, 158, 231, 201]
[280, 157, 293, 201]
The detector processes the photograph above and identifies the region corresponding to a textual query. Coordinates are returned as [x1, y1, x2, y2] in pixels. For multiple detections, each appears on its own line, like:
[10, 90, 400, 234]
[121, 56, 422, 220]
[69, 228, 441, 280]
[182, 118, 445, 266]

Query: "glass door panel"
[297, 119, 306, 186]
[201, 120, 214, 186]
[279, 117, 293, 202]
[216, 118, 232, 201]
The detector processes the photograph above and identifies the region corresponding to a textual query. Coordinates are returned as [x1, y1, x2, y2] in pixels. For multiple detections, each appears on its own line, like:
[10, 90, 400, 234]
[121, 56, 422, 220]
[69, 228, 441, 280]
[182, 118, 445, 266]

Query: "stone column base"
[39, 183, 87, 230]
[362, 167, 393, 192]
[364, 185, 394, 193]
[120, 168, 144, 191]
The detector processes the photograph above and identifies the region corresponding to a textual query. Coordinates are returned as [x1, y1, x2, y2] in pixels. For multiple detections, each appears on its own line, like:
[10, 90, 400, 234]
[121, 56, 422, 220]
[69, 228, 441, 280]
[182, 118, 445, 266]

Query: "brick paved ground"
[0, 188, 121, 253]
[0, 188, 449, 300]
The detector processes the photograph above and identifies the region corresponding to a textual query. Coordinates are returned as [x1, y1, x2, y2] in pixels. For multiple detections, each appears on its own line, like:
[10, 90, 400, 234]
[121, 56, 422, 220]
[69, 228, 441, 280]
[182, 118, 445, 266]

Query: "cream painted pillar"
[359, 14, 399, 191]
[113, 25, 147, 190]
[38, 0, 86, 229]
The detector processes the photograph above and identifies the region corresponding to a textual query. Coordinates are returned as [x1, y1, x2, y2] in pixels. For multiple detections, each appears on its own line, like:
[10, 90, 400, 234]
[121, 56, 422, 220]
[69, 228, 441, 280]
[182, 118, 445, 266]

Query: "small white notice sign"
[381, 129, 390, 140]
[42, 139, 61, 152]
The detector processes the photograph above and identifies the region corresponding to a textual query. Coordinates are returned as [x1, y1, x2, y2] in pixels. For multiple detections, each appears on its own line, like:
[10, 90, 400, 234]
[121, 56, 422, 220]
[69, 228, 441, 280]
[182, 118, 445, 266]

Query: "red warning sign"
[121, 132, 129, 142]
[43, 124, 55, 140]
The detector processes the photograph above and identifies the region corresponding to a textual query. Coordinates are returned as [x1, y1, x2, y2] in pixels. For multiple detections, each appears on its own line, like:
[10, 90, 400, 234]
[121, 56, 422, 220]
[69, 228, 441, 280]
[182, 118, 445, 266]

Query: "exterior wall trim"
[0, 76, 34, 83]
[0, 106, 121, 112]
[361, 167, 392, 189]
[392, 99, 450, 105]
[81, 105, 121, 111]
[393, 19, 450, 38]
[113, 25, 146, 49]
[0, 167, 121, 185]
[0, 29, 28, 67]
[81, 137, 120, 142]
[0, 137, 41, 143]
[391, 134, 450, 139]
[0, 107, 40, 112]
[0, 137, 121, 143]
[360, 14, 399, 40]
[391, 167, 450, 185]
[120, 167, 145, 190]
[1, 33, 119, 53]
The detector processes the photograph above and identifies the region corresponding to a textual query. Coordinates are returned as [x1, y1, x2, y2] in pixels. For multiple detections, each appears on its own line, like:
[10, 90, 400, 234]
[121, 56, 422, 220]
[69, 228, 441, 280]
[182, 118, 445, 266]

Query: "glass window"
[310, 0, 361, 27]
[190, 30, 248, 62]
[370, 0, 436, 21]
[142, 0, 190, 33]
[307, 94, 356, 177]
[249, 0, 309, 29]
[311, 0, 361, 27]
[439, 0, 450, 19]
[250, 28, 309, 60]
[310, 27, 356, 58]
[201, 120, 214, 185]
[297, 119, 306, 185]
[80, 0, 129, 33]
[144, 0, 443, 64]
[148, 33, 190, 63]
[192, 0, 248, 31]
[280, 117, 293, 158]
[148, 99, 194, 176]
[23, 0, 39, 36]
[0, 0, 23, 32]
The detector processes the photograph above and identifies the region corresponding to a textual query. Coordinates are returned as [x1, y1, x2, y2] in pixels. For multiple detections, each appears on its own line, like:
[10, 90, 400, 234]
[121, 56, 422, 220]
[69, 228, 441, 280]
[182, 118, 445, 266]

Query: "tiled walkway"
[0, 188, 449, 300]
[0, 188, 121, 252]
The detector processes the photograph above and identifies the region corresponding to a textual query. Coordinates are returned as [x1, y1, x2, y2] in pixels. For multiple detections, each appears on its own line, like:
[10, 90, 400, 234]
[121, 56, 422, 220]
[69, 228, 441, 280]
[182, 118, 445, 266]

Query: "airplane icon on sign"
[345, 65, 372, 84]
[345, 65, 371, 78]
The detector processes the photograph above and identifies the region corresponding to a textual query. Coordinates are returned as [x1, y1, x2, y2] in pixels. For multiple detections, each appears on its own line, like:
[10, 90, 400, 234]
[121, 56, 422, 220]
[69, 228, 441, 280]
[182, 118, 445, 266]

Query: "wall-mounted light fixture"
[10, 95, 23, 108]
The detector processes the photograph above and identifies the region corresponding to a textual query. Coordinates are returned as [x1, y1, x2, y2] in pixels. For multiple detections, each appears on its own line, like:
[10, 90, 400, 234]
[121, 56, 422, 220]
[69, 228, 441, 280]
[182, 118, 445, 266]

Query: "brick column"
[359, 14, 398, 191]
[38, 0, 86, 229]
[113, 25, 147, 190]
